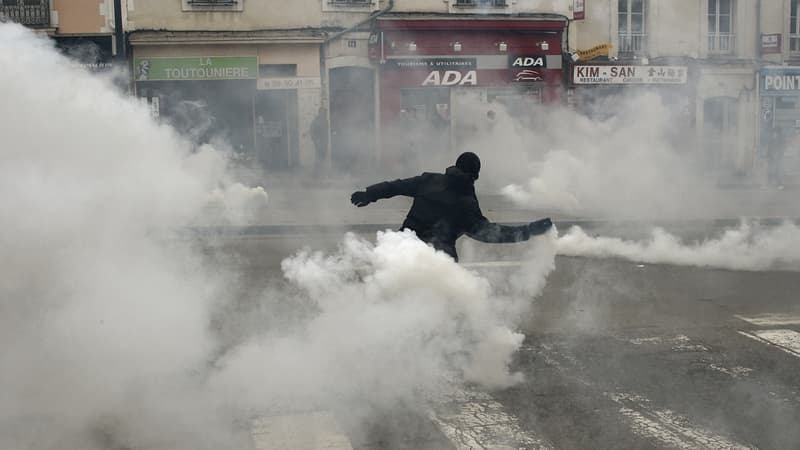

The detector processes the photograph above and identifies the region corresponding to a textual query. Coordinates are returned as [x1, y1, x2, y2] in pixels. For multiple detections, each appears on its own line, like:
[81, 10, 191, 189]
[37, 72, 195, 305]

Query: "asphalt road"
[202, 232, 800, 450]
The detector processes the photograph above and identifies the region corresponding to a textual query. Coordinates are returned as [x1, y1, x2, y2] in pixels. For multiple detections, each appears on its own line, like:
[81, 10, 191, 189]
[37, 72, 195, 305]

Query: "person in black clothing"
[350, 152, 553, 261]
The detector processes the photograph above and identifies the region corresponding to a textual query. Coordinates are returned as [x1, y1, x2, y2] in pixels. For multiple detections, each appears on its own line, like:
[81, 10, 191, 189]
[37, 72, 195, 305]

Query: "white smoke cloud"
[0, 22, 556, 449]
[557, 221, 800, 271]
[212, 231, 555, 414]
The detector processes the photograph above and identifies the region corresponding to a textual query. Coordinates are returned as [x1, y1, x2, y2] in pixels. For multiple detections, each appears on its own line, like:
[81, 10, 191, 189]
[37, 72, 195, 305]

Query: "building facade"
[16, 0, 795, 180]
[126, 0, 353, 171]
[125, 0, 576, 174]
[325, 0, 573, 172]
[569, 0, 800, 182]
[1, 0, 118, 71]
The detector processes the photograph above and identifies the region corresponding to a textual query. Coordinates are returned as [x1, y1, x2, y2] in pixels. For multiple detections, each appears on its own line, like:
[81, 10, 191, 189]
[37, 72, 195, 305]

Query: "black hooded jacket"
[363, 166, 531, 260]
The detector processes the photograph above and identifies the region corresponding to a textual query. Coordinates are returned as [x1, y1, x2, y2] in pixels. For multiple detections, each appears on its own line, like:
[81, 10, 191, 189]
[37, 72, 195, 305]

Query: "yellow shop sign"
[576, 44, 612, 61]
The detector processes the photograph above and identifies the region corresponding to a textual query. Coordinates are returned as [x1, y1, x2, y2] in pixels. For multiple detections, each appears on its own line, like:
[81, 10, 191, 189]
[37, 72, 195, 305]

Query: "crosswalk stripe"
[735, 314, 800, 326]
[535, 343, 758, 450]
[250, 412, 353, 450]
[608, 392, 757, 450]
[429, 386, 554, 450]
[738, 329, 800, 358]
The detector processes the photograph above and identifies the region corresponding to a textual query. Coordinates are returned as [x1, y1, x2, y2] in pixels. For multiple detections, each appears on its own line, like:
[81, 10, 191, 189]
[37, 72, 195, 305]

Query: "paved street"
[202, 231, 800, 450]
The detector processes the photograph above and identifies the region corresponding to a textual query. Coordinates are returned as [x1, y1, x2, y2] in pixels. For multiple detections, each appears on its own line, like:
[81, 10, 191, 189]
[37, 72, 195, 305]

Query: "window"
[187, 0, 236, 4]
[182, 0, 243, 11]
[454, 0, 507, 6]
[708, 0, 735, 54]
[791, 0, 800, 52]
[618, 0, 647, 54]
[1, 0, 50, 26]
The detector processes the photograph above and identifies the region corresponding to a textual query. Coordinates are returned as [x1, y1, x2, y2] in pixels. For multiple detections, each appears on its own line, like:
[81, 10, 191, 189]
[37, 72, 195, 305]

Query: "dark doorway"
[329, 67, 375, 173]
[254, 90, 298, 171]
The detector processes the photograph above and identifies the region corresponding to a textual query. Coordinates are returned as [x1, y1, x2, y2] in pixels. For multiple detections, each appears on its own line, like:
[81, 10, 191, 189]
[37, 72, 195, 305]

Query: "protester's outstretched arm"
[351, 176, 423, 207]
[466, 211, 552, 243]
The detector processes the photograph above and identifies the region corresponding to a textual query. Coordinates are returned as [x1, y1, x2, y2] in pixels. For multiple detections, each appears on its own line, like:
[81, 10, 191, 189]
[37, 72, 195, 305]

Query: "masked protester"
[350, 152, 553, 261]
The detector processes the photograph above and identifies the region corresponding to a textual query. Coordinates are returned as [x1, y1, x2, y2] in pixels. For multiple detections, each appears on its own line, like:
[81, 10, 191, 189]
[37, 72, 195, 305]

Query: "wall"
[127, 0, 325, 31]
[53, 0, 107, 34]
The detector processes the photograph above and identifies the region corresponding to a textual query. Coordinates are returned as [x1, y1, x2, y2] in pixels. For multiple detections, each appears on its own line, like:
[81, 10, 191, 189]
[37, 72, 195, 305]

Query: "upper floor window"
[182, 0, 243, 12]
[791, 0, 800, 52]
[1, 0, 46, 4]
[707, 0, 736, 55]
[618, 0, 647, 55]
[454, 0, 507, 7]
[0, 0, 50, 27]
[328, 0, 371, 4]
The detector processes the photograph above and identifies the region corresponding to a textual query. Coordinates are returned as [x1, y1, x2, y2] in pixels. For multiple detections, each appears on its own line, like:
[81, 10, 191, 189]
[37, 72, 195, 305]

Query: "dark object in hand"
[528, 218, 553, 235]
[351, 191, 371, 207]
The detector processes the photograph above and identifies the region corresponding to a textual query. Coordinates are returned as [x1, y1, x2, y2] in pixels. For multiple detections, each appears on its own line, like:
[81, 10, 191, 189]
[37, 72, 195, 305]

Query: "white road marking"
[626, 334, 711, 352]
[625, 334, 752, 378]
[608, 392, 756, 450]
[535, 344, 758, 450]
[429, 386, 554, 450]
[250, 412, 353, 450]
[735, 313, 800, 326]
[707, 364, 753, 378]
[739, 329, 800, 358]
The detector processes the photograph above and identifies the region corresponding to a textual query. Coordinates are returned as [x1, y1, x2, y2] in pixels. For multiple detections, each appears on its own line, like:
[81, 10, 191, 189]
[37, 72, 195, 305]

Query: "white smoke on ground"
[0, 23, 555, 449]
[557, 221, 800, 271]
[212, 231, 557, 412]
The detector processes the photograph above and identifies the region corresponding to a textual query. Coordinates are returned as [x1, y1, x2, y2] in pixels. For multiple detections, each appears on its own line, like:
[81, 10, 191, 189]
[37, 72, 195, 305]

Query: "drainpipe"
[754, 0, 762, 177]
[113, 0, 125, 61]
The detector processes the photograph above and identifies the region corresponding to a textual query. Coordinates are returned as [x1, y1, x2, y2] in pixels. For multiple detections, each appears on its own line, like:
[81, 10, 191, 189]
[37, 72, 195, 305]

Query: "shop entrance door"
[255, 90, 297, 171]
[330, 67, 375, 172]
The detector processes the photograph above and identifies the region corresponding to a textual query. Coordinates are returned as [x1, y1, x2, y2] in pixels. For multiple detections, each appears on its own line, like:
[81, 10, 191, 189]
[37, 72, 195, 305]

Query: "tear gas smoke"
[557, 221, 800, 271]
[0, 23, 555, 449]
[495, 92, 705, 219]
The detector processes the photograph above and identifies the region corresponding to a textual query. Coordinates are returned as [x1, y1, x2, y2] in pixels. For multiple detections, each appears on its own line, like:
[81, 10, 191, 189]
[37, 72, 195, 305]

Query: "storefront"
[130, 32, 324, 173]
[759, 67, 800, 182]
[372, 17, 567, 166]
[570, 62, 694, 147]
[133, 54, 259, 157]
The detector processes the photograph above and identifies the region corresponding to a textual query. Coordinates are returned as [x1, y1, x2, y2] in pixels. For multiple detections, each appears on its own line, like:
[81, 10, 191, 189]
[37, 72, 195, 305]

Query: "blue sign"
[762, 67, 800, 95]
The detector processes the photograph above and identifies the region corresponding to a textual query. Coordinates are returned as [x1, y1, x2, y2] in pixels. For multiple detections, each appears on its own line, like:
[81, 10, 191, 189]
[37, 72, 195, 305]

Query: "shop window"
[618, 0, 647, 56]
[259, 64, 297, 78]
[182, 0, 243, 12]
[791, 0, 800, 53]
[707, 0, 736, 55]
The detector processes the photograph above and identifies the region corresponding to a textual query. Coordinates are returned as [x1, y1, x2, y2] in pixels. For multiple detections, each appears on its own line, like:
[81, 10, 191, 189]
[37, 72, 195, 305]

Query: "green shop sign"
[134, 56, 257, 81]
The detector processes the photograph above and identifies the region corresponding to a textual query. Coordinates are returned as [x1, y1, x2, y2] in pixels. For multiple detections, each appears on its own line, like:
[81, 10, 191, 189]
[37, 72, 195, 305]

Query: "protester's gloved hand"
[351, 190, 372, 207]
[528, 217, 553, 236]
